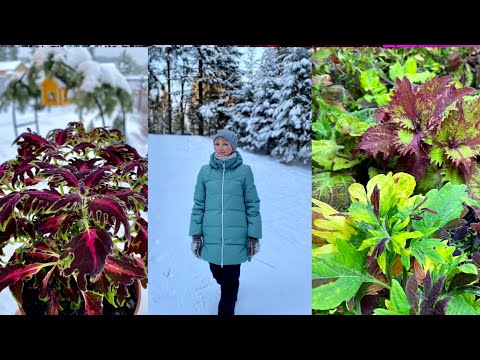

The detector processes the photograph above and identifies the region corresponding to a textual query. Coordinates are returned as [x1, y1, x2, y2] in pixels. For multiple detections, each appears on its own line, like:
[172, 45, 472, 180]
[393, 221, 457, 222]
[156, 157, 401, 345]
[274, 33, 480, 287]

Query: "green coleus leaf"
[312, 239, 384, 310]
[335, 113, 371, 137]
[447, 294, 480, 315]
[312, 172, 355, 211]
[412, 182, 469, 232]
[312, 140, 343, 170]
[383, 279, 411, 315]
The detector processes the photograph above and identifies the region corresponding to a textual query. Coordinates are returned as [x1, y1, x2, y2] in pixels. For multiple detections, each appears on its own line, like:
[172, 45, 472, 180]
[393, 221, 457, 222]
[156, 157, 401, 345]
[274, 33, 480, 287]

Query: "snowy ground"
[149, 134, 312, 315]
[0, 104, 148, 315]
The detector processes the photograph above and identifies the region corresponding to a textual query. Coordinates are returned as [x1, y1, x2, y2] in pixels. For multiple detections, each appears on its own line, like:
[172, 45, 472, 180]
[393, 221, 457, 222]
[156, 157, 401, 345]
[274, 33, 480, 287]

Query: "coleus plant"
[0, 122, 148, 315]
[312, 172, 480, 314]
[358, 76, 480, 195]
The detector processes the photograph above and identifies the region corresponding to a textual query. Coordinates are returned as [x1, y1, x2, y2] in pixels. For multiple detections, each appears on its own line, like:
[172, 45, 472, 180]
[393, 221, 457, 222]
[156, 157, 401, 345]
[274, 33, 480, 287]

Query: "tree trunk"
[166, 47, 173, 134]
[198, 53, 204, 136]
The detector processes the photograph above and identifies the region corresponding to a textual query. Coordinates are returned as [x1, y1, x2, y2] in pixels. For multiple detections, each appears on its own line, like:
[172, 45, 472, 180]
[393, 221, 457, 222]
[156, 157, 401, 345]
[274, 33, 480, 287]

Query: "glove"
[191, 235, 203, 258]
[247, 237, 260, 257]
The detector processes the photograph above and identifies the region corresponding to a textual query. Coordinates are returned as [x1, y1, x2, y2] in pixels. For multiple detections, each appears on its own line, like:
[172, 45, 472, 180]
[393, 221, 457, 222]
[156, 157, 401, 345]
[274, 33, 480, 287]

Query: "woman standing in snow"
[189, 129, 262, 316]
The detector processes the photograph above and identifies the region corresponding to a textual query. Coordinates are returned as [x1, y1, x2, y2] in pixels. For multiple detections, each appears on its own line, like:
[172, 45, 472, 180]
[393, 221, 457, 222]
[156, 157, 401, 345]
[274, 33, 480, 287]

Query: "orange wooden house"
[39, 77, 72, 106]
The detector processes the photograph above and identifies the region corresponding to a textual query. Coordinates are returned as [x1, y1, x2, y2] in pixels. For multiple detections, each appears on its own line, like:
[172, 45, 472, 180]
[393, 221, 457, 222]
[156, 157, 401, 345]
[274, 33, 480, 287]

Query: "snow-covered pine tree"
[243, 48, 281, 154]
[226, 82, 254, 145]
[271, 47, 311, 163]
[190, 46, 242, 136]
[117, 49, 138, 75]
[226, 47, 260, 144]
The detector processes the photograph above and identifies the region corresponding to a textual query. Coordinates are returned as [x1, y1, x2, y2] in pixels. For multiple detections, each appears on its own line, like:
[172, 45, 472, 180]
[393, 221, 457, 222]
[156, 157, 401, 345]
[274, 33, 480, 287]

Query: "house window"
[48, 91, 55, 101]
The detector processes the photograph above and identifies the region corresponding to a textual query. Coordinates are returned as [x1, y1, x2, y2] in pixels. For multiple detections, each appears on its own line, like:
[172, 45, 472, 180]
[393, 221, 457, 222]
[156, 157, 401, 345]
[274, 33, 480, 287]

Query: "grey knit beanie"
[212, 129, 238, 152]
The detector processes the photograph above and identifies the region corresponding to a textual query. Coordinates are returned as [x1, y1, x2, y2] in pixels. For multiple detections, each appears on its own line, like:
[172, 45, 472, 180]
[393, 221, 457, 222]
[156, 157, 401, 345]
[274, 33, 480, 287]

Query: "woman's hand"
[247, 237, 260, 257]
[191, 235, 203, 258]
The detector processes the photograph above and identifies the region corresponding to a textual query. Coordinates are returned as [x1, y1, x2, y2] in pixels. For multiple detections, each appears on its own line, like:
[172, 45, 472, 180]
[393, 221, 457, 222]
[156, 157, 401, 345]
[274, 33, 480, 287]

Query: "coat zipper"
[221, 162, 225, 267]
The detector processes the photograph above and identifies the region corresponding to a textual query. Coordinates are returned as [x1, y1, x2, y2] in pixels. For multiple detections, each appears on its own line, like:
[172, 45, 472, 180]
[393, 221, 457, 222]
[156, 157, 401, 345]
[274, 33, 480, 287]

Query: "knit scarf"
[215, 152, 237, 161]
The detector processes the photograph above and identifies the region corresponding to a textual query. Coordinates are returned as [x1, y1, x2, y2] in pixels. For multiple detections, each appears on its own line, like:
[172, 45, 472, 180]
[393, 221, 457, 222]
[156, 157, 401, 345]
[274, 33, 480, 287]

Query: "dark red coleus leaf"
[12, 158, 38, 188]
[104, 254, 147, 287]
[66, 121, 86, 135]
[405, 273, 418, 314]
[0, 263, 48, 292]
[0, 192, 23, 230]
[34, 213, 76, 237]
[62, 227, 113, 278]
[83, 166, 115, 189]
[105, 189, 147, 211]
[0, 218, 17, 245]
[370, 184, 380, 218]
[72, 142, 97, 156]
[98, 149, 124, 166]
[40, 267, 55, 299]
[358, 122, 397, 159]
[18, 189, 62, 214]
[127, 218, 148, 257]
[16, 218, 35, 240]
[69, 158, 101, 171]
[121, 160, 147, 178]
[40, 167, 79, 187]
[87, 197, 130, 240]
[41, 153, 66, 164]
[13, 131, 56, 156]
[49, 194, 82, 212]
[22, 243, 58, 263]
[47, 289, 61, 315]
[82, 291, 103, 315]
[9, 280, 23, 306]
[141, 185, 148, 201]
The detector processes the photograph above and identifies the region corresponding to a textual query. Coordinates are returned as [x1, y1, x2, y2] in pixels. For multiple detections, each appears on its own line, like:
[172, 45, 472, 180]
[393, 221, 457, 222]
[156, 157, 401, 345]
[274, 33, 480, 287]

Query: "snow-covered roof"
[0, 61, 23, 72]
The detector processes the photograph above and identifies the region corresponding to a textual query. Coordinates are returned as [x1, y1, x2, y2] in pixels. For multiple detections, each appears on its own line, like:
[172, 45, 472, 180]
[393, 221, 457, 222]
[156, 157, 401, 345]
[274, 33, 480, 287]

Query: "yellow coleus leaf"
[312, 198, 357, 244]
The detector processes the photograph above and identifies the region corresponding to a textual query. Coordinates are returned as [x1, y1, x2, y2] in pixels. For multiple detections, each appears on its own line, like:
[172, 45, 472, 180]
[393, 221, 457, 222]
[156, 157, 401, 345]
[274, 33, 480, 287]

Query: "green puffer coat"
[189, 151, 262, 265]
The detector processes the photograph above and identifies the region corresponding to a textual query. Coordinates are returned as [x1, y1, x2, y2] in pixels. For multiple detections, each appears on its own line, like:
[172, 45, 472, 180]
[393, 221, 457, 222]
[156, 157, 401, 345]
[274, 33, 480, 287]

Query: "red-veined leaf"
[104, 254, 147, 286]
[62, 227, 113, 278]
[0, 263, 50, 292]
[87, 197, 130, 240]
[82, 290, 103, 315]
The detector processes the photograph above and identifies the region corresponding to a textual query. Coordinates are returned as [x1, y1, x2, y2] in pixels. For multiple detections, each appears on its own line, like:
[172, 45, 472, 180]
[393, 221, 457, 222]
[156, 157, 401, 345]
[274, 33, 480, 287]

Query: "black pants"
[209, 263, 241, 316]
